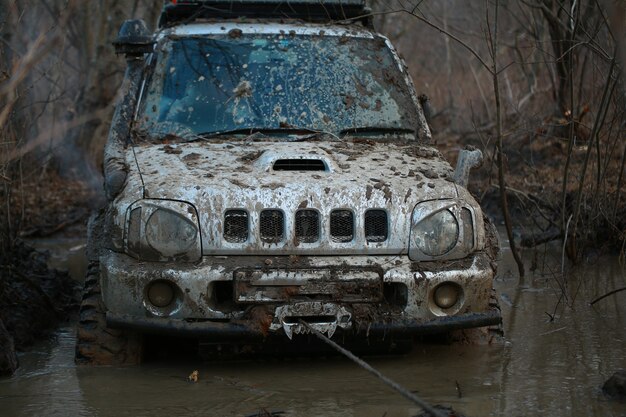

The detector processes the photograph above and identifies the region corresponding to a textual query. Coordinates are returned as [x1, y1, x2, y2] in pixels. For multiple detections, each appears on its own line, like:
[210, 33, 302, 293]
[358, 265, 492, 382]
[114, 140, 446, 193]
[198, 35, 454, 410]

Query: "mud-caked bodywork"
[80, 1, 500, 361]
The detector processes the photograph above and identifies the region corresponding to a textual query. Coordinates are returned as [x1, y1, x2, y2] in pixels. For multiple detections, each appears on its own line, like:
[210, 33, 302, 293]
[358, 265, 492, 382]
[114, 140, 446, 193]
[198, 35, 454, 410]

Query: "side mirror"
[453, 146, 483, 187]
[113, 19, 153, 58]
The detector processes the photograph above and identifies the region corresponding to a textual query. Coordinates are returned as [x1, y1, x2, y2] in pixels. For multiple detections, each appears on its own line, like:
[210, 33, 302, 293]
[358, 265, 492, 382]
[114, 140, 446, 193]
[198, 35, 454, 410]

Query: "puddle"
[26, 237, 88, 282]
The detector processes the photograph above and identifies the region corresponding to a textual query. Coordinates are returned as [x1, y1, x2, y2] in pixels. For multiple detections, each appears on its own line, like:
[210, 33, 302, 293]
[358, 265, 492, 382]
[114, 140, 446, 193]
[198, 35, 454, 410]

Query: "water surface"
[1, 243, 624, 417]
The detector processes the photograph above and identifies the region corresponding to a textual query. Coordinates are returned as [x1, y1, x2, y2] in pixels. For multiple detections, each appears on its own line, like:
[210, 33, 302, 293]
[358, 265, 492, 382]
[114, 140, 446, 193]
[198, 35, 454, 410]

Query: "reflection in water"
[497, 249, 626, 417]
[0, 247, 624, 417]
[0, 327, 91, 417]
[25, 237, 88, 282]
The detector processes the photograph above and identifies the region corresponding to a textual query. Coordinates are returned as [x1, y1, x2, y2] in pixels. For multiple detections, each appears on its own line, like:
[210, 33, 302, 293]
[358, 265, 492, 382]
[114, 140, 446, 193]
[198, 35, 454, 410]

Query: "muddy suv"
[76, 0, 500, 364]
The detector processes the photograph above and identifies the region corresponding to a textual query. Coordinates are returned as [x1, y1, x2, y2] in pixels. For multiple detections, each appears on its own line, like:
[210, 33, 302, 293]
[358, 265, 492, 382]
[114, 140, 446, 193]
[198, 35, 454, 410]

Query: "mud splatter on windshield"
[137, 33, 418, 140]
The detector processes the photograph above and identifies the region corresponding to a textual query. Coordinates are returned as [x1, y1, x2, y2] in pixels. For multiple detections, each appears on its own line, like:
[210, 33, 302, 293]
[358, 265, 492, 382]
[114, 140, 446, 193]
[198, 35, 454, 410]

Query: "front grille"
[260, 210, 284, 243]
[224, 210, 249, 243]
[295, 209, 320, 243]
[365, 210, 388, 242]
[222, 208, 390, 245]
[330, 210, 354, 242]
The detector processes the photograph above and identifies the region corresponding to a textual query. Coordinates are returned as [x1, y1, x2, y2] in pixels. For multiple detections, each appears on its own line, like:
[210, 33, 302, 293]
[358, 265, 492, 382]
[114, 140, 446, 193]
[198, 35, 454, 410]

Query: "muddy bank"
[0, 167, 97, 375]
[0, 240, 79, 375]
[9, 171, 99, 240]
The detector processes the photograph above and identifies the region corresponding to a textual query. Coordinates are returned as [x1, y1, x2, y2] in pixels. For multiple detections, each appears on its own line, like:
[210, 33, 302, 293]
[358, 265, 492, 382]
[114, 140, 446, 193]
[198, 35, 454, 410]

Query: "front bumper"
[107, 308, 501, 341]
[100, 250, 498, 339]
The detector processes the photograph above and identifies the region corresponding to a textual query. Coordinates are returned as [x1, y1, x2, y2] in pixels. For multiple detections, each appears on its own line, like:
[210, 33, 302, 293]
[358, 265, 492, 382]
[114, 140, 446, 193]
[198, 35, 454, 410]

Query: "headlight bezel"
[409, 199, 480, 261]
[124, 199, 202, 262]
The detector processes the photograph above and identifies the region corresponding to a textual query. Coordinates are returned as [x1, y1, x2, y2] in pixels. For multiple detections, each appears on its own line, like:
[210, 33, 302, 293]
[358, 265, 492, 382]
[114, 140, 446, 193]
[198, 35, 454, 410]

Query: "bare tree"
[371, 0, 624, 267]
[0, 0, 167, 251]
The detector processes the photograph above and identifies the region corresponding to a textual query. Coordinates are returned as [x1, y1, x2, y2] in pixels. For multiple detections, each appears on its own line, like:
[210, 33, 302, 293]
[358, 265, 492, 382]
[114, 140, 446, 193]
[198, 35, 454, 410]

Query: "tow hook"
[270, 302, 352, 339]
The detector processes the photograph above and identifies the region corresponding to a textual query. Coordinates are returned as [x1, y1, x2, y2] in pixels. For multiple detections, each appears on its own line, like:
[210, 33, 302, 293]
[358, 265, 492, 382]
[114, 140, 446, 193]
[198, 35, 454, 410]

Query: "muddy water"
[1, 240, 625, 417]
[28, 237, 88, 281]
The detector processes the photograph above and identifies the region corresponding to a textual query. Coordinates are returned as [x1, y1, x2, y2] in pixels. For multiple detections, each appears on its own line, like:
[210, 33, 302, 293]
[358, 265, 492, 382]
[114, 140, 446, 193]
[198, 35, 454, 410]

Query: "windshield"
[136, 32, 419, 140]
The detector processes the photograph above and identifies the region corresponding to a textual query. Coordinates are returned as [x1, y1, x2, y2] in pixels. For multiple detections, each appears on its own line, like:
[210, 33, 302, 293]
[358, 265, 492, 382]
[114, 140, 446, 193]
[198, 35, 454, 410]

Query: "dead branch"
[589, 287, 626, 305]
[520, 228, 563, 247]
[569, 57, 617, 259]
[300, 320, 448, 417]
[490, 0, 525, 277]
[0, 108, 107, 165]
[397, 7, 492, 72]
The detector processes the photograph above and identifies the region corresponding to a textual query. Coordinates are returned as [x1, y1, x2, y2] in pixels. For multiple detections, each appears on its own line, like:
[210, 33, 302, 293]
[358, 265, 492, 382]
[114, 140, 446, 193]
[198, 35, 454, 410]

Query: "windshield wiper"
[339, 127, 415, 136]
[184, 127, 337, 142]
[184, 128, 262, 141]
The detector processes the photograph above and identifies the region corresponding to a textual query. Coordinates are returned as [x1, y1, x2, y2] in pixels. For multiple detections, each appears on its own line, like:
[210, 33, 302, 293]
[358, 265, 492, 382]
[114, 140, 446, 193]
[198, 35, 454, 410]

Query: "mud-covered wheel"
[75, 261, 143, 365]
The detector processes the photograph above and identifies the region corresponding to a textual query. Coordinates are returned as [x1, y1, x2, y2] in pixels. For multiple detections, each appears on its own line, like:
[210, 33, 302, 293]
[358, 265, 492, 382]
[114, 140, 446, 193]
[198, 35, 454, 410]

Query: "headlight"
[413, 209, 458, 256]
[146, 209, 198, 256]
[409, 200, 479, 261]
[125, 200, 201, 262]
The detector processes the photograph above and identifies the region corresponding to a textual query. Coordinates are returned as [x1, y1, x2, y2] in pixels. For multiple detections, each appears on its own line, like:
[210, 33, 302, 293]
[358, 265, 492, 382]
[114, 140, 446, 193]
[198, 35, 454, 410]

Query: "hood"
[127, 139, 459, 255]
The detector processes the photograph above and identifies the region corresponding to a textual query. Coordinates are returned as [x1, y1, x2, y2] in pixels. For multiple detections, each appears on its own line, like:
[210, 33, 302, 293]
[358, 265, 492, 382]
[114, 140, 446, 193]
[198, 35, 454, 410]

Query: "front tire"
[75, 262, 143, 365]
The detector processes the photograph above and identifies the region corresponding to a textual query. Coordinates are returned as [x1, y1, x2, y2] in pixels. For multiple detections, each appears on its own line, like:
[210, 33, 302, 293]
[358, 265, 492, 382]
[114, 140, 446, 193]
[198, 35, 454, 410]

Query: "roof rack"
[158, 0, 370, 28]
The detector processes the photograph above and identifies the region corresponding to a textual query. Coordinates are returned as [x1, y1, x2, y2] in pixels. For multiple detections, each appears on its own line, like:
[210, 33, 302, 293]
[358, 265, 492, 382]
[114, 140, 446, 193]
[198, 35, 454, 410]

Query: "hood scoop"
[272, 159, 328, 172]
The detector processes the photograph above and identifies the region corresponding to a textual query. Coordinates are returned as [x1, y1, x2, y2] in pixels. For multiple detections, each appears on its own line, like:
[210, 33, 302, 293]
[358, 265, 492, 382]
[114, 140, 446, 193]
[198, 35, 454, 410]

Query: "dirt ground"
[8, 169, 102, 239]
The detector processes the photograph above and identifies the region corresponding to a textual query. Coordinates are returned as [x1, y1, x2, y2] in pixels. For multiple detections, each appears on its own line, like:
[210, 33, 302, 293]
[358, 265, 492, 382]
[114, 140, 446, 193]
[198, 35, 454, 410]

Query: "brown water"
[1, 239, 625, 417]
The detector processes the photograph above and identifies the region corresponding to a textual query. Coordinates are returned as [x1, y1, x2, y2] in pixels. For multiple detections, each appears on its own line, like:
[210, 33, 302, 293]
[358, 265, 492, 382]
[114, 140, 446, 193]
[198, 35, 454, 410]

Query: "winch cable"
[299, 320, 448, 417]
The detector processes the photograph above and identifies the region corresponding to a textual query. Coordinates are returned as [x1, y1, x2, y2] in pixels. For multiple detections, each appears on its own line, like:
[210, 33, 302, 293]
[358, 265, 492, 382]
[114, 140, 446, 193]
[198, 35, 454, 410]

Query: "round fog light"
[147, 281, 175, 308]
[434, 283, 461, 309]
